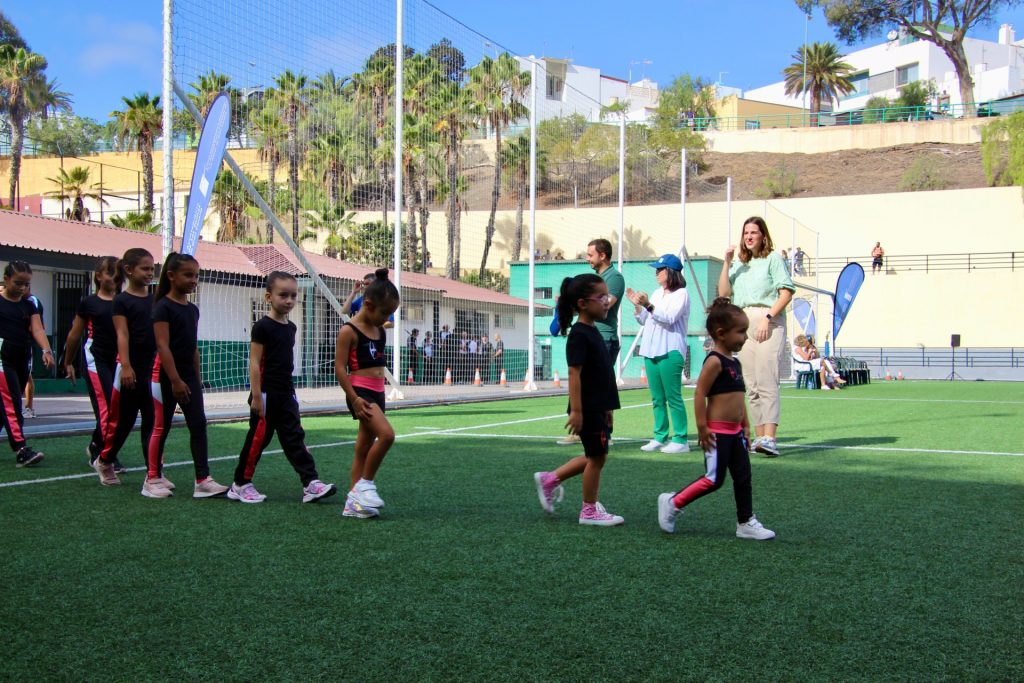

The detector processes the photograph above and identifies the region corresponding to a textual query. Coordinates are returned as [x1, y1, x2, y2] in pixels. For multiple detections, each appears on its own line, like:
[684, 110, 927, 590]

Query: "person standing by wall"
[493, 333, 504, 381]
[717, 216, 795, 457]
[871, 242, 885, 275]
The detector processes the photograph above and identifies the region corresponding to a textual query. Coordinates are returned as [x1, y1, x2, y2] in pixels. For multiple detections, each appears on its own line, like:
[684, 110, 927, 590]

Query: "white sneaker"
[193, 477, 230, 498]
[302, 479, 337, 503]
[227, 482, 266, 503]
[141, 478, 173, 499]
[657, 492, 681, 533]
[23, 407, 36, 418]
[660, 442, 690, 454]
[640, 439, 666, 452]
[754, 437, 780, 458]
[556, 434, 581, 446]
[736, 516, 776, 540]
[342, 498, 379, 519]
[821, 386, 832, 391]
[349, 481, 384, 509]
[748, 436, 763, 452]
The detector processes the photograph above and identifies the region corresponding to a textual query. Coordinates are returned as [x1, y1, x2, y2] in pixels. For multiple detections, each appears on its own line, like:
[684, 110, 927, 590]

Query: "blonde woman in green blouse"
[717, 216, 795, 457]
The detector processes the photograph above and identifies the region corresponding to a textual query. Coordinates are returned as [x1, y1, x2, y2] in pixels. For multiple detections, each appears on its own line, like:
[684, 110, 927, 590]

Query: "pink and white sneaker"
[533, 471, 564, 514]
[302, 479, 337, 503]
[227, 482, 266, 504]
[578, 502, 624, 526]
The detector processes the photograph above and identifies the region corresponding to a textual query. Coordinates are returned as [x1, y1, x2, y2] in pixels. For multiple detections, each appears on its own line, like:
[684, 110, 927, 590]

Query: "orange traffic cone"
[499, 368, 507, 386]
[885, 368, 892, 381]
[407, 367, 414, 384]
[897, 370, 904, 381]
[444, 367, 453, 385]
[473, 367, 482, 386]
[640, 365, 648, 386]
[552, 370, 562, 388]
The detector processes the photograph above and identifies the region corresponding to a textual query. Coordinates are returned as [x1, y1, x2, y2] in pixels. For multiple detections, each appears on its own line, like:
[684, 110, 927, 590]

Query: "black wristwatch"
[765, 313, 773, 320]
[645, 304, 654, 313]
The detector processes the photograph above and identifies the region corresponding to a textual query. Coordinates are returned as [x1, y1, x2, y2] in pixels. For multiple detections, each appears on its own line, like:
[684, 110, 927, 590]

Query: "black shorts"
[872, 257, 883, 267]
[346, 385, 386, 420]
[579, 412, 611, 459]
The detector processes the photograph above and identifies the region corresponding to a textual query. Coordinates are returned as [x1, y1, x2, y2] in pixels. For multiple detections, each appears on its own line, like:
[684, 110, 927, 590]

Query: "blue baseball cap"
[649, 254, 683, 271]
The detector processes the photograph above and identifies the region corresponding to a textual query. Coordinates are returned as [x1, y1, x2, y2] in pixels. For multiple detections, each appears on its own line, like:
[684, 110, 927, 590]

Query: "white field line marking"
[783, 394, 1024, 406]
[1, 404, 655, 489]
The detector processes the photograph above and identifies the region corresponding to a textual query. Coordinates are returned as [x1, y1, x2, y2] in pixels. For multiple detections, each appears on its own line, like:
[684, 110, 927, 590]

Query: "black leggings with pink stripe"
[0, 352, 29, 452]
[147, 369, 209, 481]
[233, 391, 318, 486]
[672, 428, 753, 523]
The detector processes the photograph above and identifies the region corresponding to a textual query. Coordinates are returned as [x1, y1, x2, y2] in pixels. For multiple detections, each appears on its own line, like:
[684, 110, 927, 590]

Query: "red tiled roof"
[0, 212, 261, 276]
[1, 214, 529, 307]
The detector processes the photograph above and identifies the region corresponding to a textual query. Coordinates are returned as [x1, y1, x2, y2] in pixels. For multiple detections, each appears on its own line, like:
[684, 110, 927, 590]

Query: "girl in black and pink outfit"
[94, 248, 156, 487]
[64, 256, 122, 471]
[0, 261, 55, 467]
[334, 268, 399, 519]
[145, 252, 228, 500]
[229, 271, 336, 504]
[657, 298, 775, 541]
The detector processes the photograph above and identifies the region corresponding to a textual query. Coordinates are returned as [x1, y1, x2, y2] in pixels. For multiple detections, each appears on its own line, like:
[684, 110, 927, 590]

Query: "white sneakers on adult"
[640, 439, 666, 452]
[660, 442, 690, 454]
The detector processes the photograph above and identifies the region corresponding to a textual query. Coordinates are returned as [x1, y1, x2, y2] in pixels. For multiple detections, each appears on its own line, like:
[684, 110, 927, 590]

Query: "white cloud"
[78, 16, 161, 76]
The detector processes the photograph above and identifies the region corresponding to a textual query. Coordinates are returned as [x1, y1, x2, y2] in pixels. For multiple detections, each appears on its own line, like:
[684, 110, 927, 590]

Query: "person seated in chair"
[793, 335, 845, 390]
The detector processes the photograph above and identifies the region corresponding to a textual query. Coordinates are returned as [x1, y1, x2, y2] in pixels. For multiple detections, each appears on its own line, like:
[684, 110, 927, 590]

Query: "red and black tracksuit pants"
[82, 340, 116, 458]
[234, 391, 318, 486]
[147, 362, 209, 481]
[98, 354, 155, 466]
[0, 346, 30, 452]
[671, 425, 753, 523]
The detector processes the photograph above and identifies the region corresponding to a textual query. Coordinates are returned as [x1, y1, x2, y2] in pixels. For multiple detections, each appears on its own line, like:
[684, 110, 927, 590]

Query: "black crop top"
[705, 350, 745, 396]
[345, 322, 388, 371]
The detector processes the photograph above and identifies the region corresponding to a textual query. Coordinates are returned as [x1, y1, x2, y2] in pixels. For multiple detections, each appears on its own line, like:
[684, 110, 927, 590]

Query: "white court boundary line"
[3, 400, 1020, 489]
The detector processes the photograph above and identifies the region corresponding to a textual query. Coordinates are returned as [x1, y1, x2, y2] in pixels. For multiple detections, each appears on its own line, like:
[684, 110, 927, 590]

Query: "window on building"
[896, 63, 919, 87]
[401, 302, 424, 322]
[493, 313, 514, 328]
[534, 286, 552, 299]
[849, 71, 869, 95]
[546, 74, 564, 100]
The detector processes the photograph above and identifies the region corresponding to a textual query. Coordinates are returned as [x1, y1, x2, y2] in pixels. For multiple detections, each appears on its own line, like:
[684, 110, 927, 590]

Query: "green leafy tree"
[45, 166, 107, 221]
[783, 41, 855, 122]
[0, 45, 46, 209]
[862, 95, 894, 123]
[250, 104, 287, 241]
[110, 93, 162, 214]
[797, 0, 1013, 117]
[211, 168, 257, 242]
[33, 77, 72, 120]
[348, 220, 394, 266]
[896, 80, 933, 111]
[29, 115, 103, 157]
[653, 74, 717, 126]
[459, 269, 509, 294]
[426, 38, 466, 83]
[109, 211, 160, 232]
[299, 203, 358, 259]
[500, 132, 545, 262]
[431, 78, 479, 279]
[0, 10, 27, 49]
[265, 70, 310, 240]
[353, 49, 400, 227]
[981, 111, 1024, 186]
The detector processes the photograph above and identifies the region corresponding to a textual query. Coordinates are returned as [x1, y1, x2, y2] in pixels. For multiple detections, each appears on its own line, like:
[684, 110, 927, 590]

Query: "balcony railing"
[795, 251, 1021, 278]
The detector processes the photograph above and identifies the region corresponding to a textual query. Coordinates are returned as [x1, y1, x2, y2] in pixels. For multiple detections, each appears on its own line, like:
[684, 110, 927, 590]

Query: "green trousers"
[645, 350, 688, 444]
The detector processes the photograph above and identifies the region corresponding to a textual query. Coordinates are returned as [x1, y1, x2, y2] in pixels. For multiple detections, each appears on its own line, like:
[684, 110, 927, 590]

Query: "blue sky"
[6, 0, 1024, 122]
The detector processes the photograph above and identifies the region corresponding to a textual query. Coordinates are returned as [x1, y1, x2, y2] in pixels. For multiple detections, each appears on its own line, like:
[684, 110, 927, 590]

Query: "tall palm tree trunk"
[445, 137, 459, 280]
[267, 160, 277, 244]
[416, 165, 430, 273]
[8, 110, 24, 209]
[141, 143, 155, 214]
[404, 166, 418, 270]
[479, 127, 502, 278]
[512, 178, 525, 262]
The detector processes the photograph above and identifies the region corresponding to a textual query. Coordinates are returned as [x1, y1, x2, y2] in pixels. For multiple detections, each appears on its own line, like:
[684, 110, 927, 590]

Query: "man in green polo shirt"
[557, 237, 625, 446]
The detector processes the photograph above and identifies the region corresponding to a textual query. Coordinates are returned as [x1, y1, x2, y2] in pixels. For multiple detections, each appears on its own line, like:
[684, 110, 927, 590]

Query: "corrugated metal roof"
[1, 214, 531, 307]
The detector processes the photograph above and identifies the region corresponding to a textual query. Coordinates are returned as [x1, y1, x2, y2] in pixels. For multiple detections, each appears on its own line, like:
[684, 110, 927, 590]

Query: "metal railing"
[796, 251, 1021, 277]
[687, 100, 1024, 132]
[836, 346, 1024, 369]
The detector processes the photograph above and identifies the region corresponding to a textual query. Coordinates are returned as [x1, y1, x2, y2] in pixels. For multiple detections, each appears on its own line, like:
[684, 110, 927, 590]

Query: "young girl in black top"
[657, 298, 775, 540]
[334, 268, 399, 519]
[229, 272, 336, 504]
[533, 273, 624, 526]
[64, 256, 122, 470]
[146, 252, 228, 499]
[95, 248, 156, 486]
[0, 261, 56, 467]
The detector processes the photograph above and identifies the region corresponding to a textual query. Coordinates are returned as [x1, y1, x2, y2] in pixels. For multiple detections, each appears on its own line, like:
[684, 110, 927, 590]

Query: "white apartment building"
[744, 24, 1024, 113]
[515, 56, 660, 124]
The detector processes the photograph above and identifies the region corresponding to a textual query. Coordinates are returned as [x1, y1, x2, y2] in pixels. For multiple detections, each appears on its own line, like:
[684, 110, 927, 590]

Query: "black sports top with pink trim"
[345, 322, 387, 371]
[705, 350, 746, 396]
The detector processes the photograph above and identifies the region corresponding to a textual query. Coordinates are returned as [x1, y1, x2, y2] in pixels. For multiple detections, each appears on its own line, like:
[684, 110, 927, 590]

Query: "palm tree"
[250, 104, 287, 241]
[352, 52, 396, 227]
[264, 70, 310, 240]
[45, 166, 107, 222]
[33, 77, 72, 120]
[109, 211, 160, 233]
[467, 53, 530, 278]
[188, 70, 233, 140]
[0, 45, 46, 209]
[500, 133, 546, 263]
[211, 169, 255, 242]
[783, 42, 855, 124]
[298, 203, 357, 259]
[110, 93, 162, 214]
[431, 79, 479, 279]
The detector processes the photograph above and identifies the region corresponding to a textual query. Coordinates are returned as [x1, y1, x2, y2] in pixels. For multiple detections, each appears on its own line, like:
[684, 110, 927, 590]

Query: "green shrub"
[899, 157, 950, 191]
[862, 96, 892, 123]
[755, 163, 798, 199]
[981, 111, 1024, 186]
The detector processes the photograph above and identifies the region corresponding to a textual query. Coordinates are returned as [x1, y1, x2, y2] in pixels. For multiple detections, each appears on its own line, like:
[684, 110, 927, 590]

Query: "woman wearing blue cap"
[626, 254, 691, 454]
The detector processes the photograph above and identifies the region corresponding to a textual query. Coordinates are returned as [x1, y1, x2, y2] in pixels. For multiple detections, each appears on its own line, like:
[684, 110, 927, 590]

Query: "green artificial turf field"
[1, 381, 1022, 681]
